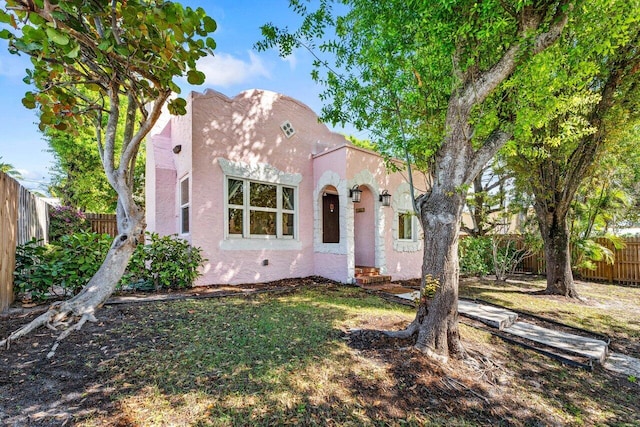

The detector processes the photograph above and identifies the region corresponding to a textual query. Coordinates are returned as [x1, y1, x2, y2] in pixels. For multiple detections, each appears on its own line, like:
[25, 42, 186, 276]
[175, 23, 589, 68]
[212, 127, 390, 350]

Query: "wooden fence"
[0, 171, 53, 312]
[18, 186, 49, 246]
[515, 236, 640, 285]
[0, 172, 19, 312]
[86, 213, 118, 236]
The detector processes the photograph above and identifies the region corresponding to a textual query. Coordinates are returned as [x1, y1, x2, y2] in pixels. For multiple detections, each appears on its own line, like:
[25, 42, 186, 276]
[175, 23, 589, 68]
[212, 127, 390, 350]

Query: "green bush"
[14, 232, 112, 300]
[14, 239, 52, 301]
[49, 205, 90, 241]
[459, 236, 493, 277]
[123, 232, 205, 290]
[15, 231, 205, 302]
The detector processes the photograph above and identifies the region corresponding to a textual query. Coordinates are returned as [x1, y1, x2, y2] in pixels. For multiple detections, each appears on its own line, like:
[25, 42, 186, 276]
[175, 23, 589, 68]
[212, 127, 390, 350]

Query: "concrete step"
[355, 275, 392, 285]
[503, 321, 609, 364]
[458, 300, 518, 330]
[383, 292, 616, 368]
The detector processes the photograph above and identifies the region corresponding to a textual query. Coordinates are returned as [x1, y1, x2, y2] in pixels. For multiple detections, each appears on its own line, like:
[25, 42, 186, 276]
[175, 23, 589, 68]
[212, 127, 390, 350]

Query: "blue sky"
[0, 0, 354, 192]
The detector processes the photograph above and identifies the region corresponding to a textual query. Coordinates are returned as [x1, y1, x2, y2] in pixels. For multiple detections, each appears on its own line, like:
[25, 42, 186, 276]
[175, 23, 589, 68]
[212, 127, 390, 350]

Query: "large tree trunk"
[414, 184, 466, 361]
[536, 206, 579, 298]
[409, 108, 476, 361]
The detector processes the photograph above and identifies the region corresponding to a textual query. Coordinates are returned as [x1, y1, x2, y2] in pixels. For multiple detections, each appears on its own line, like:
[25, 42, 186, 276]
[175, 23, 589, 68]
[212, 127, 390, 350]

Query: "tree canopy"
[260, 0, 572, 360]
[503, 0, 640, 296]
[0, 0, 216, 350]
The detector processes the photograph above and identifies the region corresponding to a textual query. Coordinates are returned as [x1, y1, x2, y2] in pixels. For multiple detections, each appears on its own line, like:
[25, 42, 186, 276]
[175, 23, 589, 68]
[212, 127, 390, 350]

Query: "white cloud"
[282, 51, 298, 70]
[196, 51, 270, 87]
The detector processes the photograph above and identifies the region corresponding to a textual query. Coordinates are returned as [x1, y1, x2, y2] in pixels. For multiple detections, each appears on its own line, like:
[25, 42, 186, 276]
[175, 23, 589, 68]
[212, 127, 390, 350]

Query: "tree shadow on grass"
[2, 286, 638, 426]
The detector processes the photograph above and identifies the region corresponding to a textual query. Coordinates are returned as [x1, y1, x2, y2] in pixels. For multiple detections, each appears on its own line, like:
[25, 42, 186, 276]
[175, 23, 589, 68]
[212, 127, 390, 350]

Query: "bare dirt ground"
[0, 278, 638, 426]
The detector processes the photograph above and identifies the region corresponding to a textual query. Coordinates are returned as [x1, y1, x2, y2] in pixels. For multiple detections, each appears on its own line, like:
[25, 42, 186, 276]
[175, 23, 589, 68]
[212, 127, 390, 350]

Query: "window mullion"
[276, 185, 282, 238]
[243, 180, 249, 238]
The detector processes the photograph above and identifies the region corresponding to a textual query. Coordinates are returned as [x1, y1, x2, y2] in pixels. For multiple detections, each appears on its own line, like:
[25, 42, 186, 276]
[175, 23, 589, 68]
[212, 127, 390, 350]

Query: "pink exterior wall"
[353, 187, 376, 266]
[146, 88, 424, 285]
[345, 146, 424, 281]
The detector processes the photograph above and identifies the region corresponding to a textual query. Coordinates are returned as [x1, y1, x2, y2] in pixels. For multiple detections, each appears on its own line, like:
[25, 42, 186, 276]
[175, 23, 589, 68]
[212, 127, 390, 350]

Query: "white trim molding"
[218, 157, 302, 186]
[348, 169, 387, 276]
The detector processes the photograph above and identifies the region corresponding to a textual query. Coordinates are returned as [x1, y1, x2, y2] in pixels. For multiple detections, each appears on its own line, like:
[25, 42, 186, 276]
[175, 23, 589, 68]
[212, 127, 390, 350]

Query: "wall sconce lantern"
[379, 190, 392, 207]
[172, 144, 182, 154]
[349, 185, 362, 203]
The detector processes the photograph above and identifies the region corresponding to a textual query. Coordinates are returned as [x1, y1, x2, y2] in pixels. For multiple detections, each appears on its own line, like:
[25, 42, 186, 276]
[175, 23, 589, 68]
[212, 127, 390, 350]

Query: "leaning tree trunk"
[537, 207, 579, 298]
[0, 207, 145, 352]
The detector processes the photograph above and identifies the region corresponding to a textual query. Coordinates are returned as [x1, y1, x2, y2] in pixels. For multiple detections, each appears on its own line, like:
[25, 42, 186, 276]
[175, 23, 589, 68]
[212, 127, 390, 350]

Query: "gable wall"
[188, 89, 346, 285]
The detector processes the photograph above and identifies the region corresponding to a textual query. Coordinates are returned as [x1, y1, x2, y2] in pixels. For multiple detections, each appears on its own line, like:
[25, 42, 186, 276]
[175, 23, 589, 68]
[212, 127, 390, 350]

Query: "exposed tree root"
[1, 231, 136, 357]
[382, 319, 419, 339]
[0, 299, 100, 358]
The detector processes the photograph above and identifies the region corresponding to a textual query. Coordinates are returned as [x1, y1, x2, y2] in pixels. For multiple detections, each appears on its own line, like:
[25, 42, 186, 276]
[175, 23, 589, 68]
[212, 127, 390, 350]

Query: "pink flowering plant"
[49, 205, 90, 241]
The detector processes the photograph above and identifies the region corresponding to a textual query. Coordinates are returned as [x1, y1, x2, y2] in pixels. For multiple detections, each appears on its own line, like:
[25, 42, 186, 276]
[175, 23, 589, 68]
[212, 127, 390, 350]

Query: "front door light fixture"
[379, 190, 392, 207]
[349, 185, 362, 203]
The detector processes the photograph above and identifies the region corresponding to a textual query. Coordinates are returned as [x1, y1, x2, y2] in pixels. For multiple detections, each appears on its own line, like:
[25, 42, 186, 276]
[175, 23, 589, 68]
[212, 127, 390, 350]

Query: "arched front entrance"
[353, 185, 376, 267]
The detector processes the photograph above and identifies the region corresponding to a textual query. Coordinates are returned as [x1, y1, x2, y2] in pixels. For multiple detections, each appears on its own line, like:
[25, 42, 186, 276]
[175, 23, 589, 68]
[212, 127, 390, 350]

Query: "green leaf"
[205, 37, 216, 50]
[45, 27, 69, 45]
[186, 69, 205, 85]
[0, 10, 10, 24]
[97, 40, 111, 51]
[0, 29, 11, 40]
[203, 16, 217, 33]
[22, 95, 36, 109]
[66, 44, 80, 58]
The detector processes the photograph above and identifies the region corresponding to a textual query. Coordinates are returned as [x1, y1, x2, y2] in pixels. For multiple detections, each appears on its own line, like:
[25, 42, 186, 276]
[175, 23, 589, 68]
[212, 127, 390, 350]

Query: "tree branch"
[467, 129, 512, 185]
[459, 1, 571, 109]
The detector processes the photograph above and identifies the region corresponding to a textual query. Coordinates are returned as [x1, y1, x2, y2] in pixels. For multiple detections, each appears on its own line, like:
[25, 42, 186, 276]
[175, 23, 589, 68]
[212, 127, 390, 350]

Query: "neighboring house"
[146, 88, 425, 286]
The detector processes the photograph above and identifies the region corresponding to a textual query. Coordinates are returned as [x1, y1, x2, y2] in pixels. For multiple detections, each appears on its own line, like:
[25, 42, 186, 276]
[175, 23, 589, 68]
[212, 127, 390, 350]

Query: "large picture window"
[179, 176, 190, 234]
[227, 177, 296, 239]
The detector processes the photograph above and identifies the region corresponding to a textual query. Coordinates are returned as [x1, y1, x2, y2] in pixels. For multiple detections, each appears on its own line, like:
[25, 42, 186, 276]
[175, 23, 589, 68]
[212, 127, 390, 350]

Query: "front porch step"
[355, 275, 392, 285]
[355, 266, 380, 276]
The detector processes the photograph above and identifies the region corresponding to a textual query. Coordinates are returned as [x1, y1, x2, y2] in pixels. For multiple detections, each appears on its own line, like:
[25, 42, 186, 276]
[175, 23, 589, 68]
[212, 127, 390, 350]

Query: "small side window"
[398, 212, 413, 240]
[180, 176, 190, 234]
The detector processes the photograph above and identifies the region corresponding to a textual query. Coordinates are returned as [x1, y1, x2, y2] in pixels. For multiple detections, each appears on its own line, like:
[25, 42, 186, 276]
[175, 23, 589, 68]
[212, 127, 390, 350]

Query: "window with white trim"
[179, 176, 190, 234]
[398, 211, 413, 240]
[227, 177, 296, 239]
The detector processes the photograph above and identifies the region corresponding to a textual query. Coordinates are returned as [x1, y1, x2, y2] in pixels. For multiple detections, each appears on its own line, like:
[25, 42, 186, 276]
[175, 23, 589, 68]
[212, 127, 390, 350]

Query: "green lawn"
[71, 283, 640, 426]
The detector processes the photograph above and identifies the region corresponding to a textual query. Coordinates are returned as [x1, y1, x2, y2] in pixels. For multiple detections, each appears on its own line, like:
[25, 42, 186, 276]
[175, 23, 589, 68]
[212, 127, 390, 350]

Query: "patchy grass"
[1, 283, 639, 426]
[459, 276, 640, 357]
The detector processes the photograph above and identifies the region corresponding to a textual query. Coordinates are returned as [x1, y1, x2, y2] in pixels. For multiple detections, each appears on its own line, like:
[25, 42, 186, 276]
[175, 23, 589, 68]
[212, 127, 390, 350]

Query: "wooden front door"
[322, 193, 340, 243]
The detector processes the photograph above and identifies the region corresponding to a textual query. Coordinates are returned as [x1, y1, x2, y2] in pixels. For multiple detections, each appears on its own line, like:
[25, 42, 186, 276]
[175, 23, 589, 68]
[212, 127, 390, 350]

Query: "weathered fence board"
[86, 213, 118, 236]
[18, 186, 49, 245]
[0, 172, 19, 312]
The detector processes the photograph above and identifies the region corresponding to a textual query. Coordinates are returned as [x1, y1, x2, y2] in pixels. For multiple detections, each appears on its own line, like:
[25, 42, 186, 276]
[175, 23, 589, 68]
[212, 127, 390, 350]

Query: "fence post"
[0, 172, 19, 312]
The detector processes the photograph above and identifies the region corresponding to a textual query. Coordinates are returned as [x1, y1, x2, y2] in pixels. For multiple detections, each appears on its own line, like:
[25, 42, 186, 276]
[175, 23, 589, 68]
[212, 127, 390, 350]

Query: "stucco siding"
[146, 88, 426, 285]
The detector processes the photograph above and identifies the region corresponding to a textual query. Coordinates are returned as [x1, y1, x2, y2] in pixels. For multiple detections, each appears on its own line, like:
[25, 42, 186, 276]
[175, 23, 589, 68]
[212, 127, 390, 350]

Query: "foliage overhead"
[0, 0, 216, 217]
[0, 0, 215, 127]
[259, 0, 572, 171]
[0, 0, 216, 351]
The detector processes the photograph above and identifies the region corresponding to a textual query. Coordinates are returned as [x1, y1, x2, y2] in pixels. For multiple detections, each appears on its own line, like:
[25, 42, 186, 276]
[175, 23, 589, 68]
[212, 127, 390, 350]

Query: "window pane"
[229, 208, 243, 235]
[399, 213, 412, 240]
[180, 178, 189, 206]
[282, 213, 294, 236]
[250, 210, 276, 235]
[228, 179, 244, 205]
[181, 206, 189, 234]
[282, 187, 294, 210]
[250, 183, 277, 208]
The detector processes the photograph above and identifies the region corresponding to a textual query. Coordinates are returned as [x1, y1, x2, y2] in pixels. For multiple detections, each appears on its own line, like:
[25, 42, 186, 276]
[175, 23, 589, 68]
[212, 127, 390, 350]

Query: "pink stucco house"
[145, 89, 424, 286]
